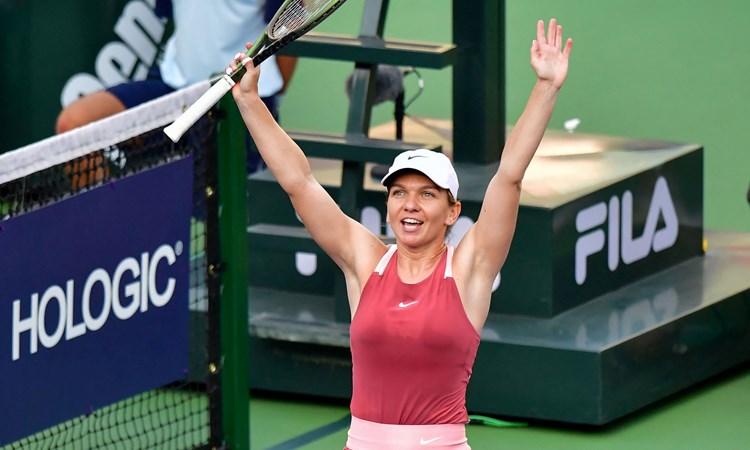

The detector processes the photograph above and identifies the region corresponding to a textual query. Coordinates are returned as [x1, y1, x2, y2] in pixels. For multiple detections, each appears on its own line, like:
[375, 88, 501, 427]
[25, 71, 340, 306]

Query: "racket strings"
[270, 0, 335, 39]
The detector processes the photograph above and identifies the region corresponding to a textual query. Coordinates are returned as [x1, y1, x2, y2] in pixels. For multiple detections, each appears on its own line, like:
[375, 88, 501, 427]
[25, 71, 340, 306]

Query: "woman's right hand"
[227, 43, 261, 101]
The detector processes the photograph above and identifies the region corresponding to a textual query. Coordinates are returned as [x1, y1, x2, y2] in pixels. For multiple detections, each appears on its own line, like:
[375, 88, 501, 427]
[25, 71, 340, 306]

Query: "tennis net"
[0, 81, 228, 450]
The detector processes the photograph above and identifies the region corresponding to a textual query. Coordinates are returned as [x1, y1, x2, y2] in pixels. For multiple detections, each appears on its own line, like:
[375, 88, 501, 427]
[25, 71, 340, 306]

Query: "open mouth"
[401, 217, 423, 232]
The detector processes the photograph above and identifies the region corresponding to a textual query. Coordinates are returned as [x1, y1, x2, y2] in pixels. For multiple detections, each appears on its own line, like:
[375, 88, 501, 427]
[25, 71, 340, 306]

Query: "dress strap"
[374, 245, 398, 275]
[444, 245, 454, 279]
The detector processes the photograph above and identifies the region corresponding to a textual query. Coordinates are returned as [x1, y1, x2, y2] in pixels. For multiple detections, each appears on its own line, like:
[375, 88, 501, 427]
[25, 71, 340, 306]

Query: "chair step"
[289, 131, 441, 165]
[248, 223, 323, 253]
[247, 286, 350, 347]
[281, 33, 458, 68]
[247, 223, 395, 253]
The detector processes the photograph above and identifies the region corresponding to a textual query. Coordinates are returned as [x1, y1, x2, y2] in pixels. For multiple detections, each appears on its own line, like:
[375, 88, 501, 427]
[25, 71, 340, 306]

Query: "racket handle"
[164, 75, 236, 142]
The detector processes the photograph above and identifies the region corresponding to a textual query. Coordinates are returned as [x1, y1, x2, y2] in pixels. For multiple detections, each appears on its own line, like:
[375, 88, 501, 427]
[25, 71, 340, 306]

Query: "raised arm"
[498, 19, 572, 188]
[228, 51, 385, 284]
[457, 19, 572, 290]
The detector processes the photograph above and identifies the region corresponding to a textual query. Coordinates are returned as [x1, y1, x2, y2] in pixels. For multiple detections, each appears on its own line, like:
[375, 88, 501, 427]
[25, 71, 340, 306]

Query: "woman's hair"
[447, 191, 458, 206]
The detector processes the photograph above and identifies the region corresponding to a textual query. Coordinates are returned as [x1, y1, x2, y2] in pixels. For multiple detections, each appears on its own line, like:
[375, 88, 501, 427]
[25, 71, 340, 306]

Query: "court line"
[265, 414, 351, 450]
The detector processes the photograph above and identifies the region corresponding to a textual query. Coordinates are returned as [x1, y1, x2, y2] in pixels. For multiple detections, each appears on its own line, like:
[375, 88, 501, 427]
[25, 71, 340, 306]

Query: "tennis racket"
[164, 0, 348, 142]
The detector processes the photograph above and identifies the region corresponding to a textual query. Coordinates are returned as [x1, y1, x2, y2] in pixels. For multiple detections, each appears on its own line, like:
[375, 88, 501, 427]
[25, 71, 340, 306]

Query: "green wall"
[279, 0, 750, 233]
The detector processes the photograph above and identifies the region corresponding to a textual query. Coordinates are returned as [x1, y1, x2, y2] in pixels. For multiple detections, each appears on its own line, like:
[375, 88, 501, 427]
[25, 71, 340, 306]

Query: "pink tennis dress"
[347, 245, 480, 449]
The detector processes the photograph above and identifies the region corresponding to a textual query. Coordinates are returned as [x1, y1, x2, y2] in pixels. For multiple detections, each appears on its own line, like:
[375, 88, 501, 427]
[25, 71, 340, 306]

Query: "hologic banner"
[0, 157, 192, 445]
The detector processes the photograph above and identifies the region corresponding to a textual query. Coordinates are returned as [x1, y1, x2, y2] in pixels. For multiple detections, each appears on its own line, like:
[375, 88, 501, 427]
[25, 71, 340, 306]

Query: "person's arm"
[154, 0, 172, 19]
[276, 55, 298, 94]
[228, 51, 385, 283]
[456, 19, 572, 316]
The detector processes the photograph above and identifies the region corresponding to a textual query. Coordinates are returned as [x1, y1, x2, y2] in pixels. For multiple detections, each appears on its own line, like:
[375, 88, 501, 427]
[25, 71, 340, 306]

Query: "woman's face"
[385, 172, 460, 247]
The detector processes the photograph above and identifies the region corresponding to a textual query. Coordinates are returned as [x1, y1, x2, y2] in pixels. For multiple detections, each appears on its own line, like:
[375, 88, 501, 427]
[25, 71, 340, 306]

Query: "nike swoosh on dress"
[398, 300, 419, 308]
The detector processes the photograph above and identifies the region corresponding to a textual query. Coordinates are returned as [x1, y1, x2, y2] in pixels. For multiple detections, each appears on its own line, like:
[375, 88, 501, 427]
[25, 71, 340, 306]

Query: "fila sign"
[493, 149, 704, 317]
[575, 176, 679, 285]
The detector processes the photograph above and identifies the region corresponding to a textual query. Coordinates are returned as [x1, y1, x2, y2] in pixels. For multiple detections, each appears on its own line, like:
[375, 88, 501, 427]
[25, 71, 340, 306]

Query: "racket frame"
[165, 0, 347, 143]
[231, 0, 347, 77]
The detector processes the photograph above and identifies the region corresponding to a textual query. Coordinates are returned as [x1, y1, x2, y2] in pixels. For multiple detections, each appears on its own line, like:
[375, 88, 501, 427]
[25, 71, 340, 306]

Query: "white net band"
[0, 80, 211, 186]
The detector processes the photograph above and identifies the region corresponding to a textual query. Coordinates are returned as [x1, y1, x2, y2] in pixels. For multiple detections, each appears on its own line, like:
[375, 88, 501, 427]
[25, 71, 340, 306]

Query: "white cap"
[381, 149, 459, 199]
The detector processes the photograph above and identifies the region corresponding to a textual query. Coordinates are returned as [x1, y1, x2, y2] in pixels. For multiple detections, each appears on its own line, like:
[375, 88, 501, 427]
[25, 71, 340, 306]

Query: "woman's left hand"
[531, 18, 573, 89]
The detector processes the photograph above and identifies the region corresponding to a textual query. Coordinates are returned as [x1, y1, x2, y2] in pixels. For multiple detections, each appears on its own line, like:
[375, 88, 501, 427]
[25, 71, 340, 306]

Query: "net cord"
[0, 80, 211, 186]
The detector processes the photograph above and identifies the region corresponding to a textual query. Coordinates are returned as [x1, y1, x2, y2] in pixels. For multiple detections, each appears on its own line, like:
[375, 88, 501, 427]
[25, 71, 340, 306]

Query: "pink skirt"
[345, 415, 471, 450]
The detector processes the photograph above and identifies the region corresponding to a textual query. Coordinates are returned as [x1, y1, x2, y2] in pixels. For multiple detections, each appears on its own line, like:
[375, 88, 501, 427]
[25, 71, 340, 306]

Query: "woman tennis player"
[229, 18, 572, 450]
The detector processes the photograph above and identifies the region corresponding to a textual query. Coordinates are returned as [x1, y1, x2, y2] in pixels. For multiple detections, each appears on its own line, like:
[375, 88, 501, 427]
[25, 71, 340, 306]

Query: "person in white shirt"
[56, 0, 285, 134]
